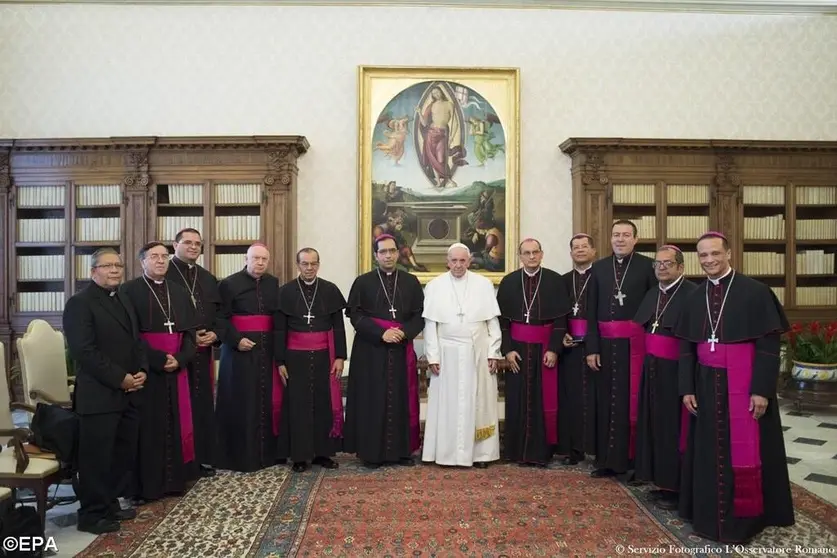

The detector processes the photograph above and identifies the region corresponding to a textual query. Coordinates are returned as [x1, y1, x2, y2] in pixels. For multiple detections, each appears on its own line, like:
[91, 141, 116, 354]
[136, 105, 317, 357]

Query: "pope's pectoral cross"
[303, 312, 315, 324]
[572, 302, 580, 316]
[614, 291, 626, 306]
[708, 333, 719, 352]
[164, 320, 175, 334]
[651, 320, 659, 334]
[389, 306, 397, 319]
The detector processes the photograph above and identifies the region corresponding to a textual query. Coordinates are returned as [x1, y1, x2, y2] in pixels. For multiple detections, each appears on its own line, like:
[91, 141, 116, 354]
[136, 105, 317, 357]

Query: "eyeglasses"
[94, 263, 124, 270]
[377, 248, 398, 255]
[145, 253, 170, 261]
[653, 260, 677, 269]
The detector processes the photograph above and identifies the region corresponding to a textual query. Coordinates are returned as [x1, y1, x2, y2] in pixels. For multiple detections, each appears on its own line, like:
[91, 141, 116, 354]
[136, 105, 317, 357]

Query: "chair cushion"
[0, 448, 61, 478]
[0, 487, 11, 501]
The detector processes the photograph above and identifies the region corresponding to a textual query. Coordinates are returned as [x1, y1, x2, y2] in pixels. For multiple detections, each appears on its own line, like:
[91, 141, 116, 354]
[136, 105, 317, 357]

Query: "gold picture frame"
[358, 65, 520, 284]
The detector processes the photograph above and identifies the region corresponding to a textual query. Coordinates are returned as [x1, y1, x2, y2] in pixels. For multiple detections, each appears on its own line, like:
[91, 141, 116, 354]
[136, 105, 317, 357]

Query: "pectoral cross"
[303, 312, 314, 324]
[651, 320, 659, 334]
[572, 302, 580, 316]
[164, 320, 175, 334]
[190, 294, 196, 308]
[524, 310, 531, 324]
[614, 291, 626, 306]
[457, 309, 465, 322]
[389, 306, 397, 319]
[708, 333, 719, 352]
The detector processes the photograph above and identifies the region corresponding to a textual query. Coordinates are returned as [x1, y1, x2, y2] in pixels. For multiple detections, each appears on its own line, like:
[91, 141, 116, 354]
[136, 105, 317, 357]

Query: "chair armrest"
[67, 377, 76, 386]
[4, 437, 30, 475]
[0, 427, 33, 442]
[29, 390, 72, 408]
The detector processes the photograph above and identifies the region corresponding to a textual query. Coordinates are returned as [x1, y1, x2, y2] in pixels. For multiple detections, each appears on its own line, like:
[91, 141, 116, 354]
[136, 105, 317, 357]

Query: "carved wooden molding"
[264, 144, 304, 191]
[123, 149, 150, 192]
[0, 148, 10, 192]
[560, 138, 837, 154]
[580, 151, 609, 187]
[713, 153, 741, 192]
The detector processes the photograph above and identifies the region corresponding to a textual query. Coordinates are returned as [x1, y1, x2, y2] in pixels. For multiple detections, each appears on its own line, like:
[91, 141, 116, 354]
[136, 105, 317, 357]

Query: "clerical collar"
[301, 277, 317, 286]
[660, 275, 683, 293]
[173, 256, 195, 270]
[708, 267, 733, 286]
[450, 271, 467, 281]
[615, 253, 632, 265]
[144, 274, 164, 285]
[93, 282, 117, 297]
[574, 264, 592, 275]
[523, 266, 541, 277]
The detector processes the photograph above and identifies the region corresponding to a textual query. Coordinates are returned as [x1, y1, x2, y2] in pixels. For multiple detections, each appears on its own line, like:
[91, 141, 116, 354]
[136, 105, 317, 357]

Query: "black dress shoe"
[363, 461, 381, 469]
[292, 462, 308, 472]
[473, 462, 489, 469]
[655, 498, 679, 511]
[78, 518, 120, 534]
[200, 465, 216, 477]
[562, 456, 580, 465]
[590, 468, 616, 478]
[129, 497, 148, 507]
[313, 456, 339, 469]
[398, 457, 415, 466]
[276, 458, 288, 465]
[110, 507, 137, 521]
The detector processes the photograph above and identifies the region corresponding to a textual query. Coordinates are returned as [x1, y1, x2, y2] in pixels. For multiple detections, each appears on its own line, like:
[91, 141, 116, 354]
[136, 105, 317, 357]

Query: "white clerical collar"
[523, 266, 541, 277]
[615, 252, 632, 265]
[450, 271, 467, 281]
[708, 267, 733, 286]
[574, 264, 592, 274]
[301, 277, 316, 285]
[145, 274, 164, 285]
[660, 275, 683, 293]
[174, 256, 195, 269]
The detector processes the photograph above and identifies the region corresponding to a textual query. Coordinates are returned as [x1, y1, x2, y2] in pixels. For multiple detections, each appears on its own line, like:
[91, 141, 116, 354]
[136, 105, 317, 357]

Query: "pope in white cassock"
[421, 243, 503, 468]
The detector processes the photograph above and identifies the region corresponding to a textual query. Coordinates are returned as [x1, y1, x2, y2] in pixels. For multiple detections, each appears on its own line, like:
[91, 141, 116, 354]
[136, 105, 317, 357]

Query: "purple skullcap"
[698, 231, 727, 242]
[375, 234, 396, 243]
[659, 244, 682, 253]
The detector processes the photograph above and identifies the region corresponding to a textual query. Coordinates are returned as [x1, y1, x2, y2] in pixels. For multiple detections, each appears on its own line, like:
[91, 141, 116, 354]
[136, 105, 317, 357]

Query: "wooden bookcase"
[0, 136, 308, 375]
[559, 138, 837, 324]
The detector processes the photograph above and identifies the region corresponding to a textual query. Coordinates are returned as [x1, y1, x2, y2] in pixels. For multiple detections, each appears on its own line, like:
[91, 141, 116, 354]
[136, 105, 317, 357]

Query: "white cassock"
[421, 270, 502, 466]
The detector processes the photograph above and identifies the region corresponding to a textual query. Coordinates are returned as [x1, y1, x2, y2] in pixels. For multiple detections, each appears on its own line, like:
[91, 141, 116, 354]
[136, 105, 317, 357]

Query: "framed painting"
[358, 65, 520, 284]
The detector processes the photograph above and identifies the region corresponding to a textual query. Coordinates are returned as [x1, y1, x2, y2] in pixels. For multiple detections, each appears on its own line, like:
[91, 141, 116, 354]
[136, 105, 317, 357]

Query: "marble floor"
[8, 398, 837, 557]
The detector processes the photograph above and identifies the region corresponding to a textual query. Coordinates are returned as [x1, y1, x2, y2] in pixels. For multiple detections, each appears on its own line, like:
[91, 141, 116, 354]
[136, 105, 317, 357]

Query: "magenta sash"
[372, 317, 421, 453]
[644, 333, 690, 454]
[568, 319, 587, 338]
[141, 332, 195, 464]
[697, 342, 762, 518]
[509, 322, 559, 445]
[599, 320, 645, 459]
[231, 315, 284, 437]
[287, 330, 344, 438]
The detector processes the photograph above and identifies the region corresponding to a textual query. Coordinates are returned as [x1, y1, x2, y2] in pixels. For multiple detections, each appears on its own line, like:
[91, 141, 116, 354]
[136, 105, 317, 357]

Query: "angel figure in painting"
[415, 84, 468, 189]
[374, 115, 411, 165]
[468, 114, 504, 166]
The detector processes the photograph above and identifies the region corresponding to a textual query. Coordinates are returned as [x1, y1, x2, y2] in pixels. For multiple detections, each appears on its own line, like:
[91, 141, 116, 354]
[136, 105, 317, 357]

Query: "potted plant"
[785, 321, 837, 383]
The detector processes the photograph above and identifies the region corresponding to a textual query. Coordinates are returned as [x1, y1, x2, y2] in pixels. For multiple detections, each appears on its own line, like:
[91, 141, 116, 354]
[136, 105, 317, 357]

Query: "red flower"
[791, 323, 804, 334]
[810, 321, 821, 334]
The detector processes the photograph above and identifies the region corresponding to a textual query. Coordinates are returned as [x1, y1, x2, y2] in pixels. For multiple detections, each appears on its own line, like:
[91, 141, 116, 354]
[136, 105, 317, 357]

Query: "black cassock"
[276, 277, 347, 463]
[120, 276, 199, 500]
[344, 269, 424, 465]
[586, 252, 656, 473]
[558, 267, 596, 460]
[166, 256, 223, 467]
[496, 267, 570, 465]
[633, 276, 697, 492]
[676, 271, 794, 542]
[216, 269, 290, 472]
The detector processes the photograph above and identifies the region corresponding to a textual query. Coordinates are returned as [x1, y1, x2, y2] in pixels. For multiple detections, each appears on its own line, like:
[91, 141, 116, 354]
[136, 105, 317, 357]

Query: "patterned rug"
[76, 457, 837, 558]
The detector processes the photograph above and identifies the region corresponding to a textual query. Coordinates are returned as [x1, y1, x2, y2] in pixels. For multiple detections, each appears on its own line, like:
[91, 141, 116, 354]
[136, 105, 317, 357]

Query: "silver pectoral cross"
[303, 312, 314, 324]
[572, 302, 580, 316]
[190, 294, 196, 308]
[524, 310, 530, 324]
[164, 320, 175, 334]
[651, 320, 659, 334]
[389, 306, 397, 319]
[708, 333, 719, 352]
[457, 309, 465, 322]
[614, 291, 626, 306]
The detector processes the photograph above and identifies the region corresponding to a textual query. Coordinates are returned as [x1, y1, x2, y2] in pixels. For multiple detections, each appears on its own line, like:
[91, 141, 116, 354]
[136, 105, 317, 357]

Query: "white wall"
[1, 4, 836, 294]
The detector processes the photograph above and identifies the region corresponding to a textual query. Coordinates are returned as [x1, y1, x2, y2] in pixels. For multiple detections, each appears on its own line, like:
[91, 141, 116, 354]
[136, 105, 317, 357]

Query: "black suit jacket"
[63, 283, 148, 415]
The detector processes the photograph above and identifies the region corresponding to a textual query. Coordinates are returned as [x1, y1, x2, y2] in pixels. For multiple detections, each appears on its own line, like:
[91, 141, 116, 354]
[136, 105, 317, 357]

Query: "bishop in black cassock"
[557, 233, 597, 465]
[121, 242, 200, 502]
[496, 238, 571, 466]
[585, 221, 656, 477]
[344, 235, 425, 468]
[215, 244, 290, 473]
[632, 245, 697, 509]
[276, 248, 348, 472]
[166, 228, 223, 476]
[676, 233, 794, 543]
